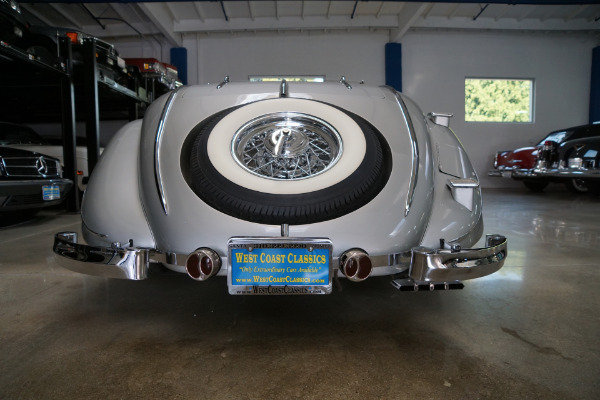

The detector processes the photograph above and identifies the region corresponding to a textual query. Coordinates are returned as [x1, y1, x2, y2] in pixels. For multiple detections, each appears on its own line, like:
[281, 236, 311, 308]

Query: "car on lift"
[512, 127, 600, 194]
[53, 79, 507, 295]
[0, 146, 72, 217]
[489, 123, 600, 192]
[125, 58, 183, 102]
[0, 0, 27, 47]
[18, 25, 129, 84]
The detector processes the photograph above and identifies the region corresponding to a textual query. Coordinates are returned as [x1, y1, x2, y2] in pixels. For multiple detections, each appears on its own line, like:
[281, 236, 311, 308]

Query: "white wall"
[118, 29, 596, 189]
[182, 31, 387, 85]
[401, 30, 595, 188]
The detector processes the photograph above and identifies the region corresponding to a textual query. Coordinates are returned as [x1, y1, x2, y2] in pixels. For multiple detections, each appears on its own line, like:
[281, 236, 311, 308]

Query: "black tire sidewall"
[186, 100, 392, 225]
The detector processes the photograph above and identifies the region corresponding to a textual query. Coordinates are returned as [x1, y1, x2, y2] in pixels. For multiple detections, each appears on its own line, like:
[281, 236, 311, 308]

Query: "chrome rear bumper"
[513, 168, 600, 180]
[53, 232, 507, 285]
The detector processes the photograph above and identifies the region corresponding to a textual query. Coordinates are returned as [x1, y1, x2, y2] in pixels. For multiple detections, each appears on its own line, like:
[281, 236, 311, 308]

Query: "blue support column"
[385, 42, 402, 92]
[170, 47, 188, 85]
[590, 46, 600, 124]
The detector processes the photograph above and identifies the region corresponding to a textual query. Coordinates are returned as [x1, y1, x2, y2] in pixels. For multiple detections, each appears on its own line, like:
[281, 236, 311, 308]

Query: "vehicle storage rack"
[0, 37, 148, 212]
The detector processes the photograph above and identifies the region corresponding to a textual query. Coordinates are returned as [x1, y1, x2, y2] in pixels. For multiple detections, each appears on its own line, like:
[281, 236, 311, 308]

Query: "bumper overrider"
[53, 232, 507, 291]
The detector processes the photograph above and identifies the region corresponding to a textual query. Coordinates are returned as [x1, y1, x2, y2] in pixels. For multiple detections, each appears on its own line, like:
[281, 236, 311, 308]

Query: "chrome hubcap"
[231, 112, 342, 180]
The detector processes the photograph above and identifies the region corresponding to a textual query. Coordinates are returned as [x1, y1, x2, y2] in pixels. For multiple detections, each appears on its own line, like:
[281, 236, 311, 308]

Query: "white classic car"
[53, 78, 507, 294]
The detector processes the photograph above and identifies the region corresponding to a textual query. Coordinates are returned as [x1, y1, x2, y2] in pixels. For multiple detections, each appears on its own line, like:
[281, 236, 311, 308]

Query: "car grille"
[0, 156, 61, 178]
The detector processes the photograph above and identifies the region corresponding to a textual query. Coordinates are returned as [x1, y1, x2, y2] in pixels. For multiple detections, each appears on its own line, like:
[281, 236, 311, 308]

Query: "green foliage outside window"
[465, 78, 533, 122]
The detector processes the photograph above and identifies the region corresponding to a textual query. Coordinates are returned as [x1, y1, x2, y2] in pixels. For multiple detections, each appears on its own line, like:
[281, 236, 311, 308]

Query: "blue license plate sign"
[228, 237, 333, 295]
[42, 184, 60, 201]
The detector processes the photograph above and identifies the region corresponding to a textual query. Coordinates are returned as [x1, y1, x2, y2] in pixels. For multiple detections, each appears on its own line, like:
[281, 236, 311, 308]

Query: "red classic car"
[125, 58, 182, 101]
[489, 124, 600, 192]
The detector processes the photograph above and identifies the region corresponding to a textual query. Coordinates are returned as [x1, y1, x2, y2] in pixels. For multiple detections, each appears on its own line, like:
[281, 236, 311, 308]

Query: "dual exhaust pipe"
[185, 246, 374, 283]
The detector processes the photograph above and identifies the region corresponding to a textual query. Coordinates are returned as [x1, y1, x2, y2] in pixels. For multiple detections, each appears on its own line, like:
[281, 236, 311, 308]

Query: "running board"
[391, 278, 464, 292]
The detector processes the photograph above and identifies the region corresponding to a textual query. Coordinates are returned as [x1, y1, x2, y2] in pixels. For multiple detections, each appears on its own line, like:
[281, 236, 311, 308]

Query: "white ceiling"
[20, 1, 600, 47]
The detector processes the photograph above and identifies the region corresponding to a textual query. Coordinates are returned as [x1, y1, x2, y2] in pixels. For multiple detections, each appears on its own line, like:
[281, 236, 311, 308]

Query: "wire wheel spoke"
[232, 112, 342, 181]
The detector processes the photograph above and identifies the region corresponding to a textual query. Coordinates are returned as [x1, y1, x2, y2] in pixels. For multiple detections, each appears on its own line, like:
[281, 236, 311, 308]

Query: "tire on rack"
[184, 98, 392, 225]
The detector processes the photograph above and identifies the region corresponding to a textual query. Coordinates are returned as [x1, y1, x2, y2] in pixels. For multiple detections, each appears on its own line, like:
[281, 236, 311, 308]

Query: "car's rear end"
[53, 81, 506, 294]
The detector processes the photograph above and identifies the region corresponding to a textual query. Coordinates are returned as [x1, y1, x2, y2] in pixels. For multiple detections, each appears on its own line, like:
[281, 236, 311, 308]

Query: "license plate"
[228, 237, 333, 295]
[42, 184, 60, 201]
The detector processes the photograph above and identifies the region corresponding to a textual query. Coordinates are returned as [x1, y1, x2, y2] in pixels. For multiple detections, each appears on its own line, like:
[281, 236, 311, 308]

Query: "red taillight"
[66, 32, 78, 44]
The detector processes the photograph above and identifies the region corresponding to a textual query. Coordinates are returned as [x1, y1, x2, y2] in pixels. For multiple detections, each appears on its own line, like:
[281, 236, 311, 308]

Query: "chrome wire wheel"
[231, 112, 343, 181]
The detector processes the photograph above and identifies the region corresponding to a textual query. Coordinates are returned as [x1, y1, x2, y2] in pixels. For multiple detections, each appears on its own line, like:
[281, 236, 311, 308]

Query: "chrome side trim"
[409, 234, 507, 282]
[394, 92, 419, 217]
[216, 76, 230, 89]
[154, 90, 178, 215]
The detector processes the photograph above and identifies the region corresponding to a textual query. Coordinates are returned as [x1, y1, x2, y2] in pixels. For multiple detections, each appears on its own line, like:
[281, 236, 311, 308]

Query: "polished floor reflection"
[0, 188, 598, 399]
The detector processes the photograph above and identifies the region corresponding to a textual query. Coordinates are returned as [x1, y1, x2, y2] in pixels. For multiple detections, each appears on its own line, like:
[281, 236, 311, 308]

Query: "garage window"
[465, 78, 534, 123]
[249, 75, 325, 83]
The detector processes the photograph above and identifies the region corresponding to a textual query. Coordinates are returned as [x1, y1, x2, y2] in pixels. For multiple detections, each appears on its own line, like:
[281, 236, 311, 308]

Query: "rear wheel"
[564, 178, 588, 194]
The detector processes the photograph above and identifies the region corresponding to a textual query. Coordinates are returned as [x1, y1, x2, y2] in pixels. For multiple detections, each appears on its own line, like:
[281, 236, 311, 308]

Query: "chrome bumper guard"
[53, 232, 152, 280]
[410, 234, 506, 281]
[53, 232, 507, 285]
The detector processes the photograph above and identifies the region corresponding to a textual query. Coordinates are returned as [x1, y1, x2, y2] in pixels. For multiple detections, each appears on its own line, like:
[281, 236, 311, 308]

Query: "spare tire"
[185, 98, 392, 225]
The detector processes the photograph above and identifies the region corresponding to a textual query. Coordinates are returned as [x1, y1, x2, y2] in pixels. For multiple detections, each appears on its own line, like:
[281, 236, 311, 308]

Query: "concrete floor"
[0, 188, 598, 399]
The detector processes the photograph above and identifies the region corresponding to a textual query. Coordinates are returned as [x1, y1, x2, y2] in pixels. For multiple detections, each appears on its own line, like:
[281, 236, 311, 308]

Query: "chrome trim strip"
[154, 90, 178, 215]
[393, 92, 419, 217]
[216, 75, 230, 89]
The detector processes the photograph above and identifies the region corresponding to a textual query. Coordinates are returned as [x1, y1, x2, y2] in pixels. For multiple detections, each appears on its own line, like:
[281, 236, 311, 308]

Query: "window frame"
[464, 77, 535, 124]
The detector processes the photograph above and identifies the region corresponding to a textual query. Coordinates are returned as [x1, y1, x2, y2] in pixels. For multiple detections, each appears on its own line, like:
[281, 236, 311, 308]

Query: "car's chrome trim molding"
[154, 90, 178, 215]
[53, 232, 506, 284]
[393, 92, 419, 217]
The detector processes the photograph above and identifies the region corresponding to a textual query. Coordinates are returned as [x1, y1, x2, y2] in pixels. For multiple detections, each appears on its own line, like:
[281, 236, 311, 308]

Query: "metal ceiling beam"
[19, 1, 600, 5]
[174, 15, 400, 33]
[137, 2, 182, 46]
[413, 15, 599, 30]
[390, 2, 428, 42]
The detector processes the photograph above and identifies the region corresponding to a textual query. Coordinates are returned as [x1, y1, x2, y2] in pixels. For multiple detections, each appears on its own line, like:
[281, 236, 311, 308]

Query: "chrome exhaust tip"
[185, 248, 221, 281]
[339, 249, 373, 282]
